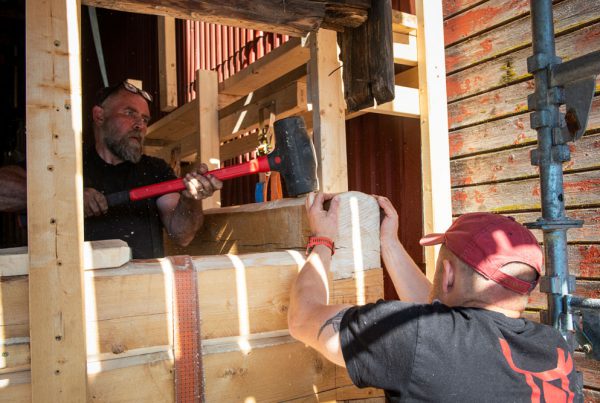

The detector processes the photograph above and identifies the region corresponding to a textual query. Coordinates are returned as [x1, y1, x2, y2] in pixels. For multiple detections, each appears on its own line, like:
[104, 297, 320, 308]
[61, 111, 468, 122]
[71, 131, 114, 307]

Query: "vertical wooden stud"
[416, 0, 453, 279]
[196, 69, 221, 209]
[308, 29, 349, 194]
[26, 0, 87, 401]
[158, 16, 178, 112]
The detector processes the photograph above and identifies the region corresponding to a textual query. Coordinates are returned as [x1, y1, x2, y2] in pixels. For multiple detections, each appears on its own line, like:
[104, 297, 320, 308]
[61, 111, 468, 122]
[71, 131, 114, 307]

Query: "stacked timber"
[0, 191, 384, 402]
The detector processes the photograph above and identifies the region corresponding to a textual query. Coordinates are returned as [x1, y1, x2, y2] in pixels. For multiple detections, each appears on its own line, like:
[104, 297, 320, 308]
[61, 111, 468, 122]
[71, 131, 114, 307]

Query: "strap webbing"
[169, 255, 203, 402]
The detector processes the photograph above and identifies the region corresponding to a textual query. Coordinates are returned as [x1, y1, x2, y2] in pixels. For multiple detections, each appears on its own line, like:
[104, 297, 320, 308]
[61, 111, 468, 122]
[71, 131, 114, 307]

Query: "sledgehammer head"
[268, 116, 318, 196]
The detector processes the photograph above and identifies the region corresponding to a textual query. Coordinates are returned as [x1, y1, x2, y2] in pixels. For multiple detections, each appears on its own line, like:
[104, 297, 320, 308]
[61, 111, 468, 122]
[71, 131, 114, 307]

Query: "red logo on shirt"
[499, 338, 574, 403]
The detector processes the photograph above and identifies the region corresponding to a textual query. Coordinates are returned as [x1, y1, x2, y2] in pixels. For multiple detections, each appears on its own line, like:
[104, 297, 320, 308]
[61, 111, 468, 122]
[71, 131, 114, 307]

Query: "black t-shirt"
[83, 148, 177, 259]
[340, 300, 582, 403]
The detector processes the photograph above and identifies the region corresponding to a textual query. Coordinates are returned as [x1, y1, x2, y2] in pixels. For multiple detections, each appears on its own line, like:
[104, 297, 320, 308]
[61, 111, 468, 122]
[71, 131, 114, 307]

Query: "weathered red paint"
[563, 179, 600, 193]
[474, 190, 485, 204]
[444, 0, 530, 46]
[448, 133, 465, 157]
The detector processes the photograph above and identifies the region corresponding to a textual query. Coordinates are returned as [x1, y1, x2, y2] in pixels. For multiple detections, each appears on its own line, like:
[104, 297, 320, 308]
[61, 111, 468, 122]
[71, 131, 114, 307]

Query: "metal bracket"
[558, 78, 596, 143]
[527, 53, 561, 73]
[525, 217, 584, 231]
[571, 302, 600, 360]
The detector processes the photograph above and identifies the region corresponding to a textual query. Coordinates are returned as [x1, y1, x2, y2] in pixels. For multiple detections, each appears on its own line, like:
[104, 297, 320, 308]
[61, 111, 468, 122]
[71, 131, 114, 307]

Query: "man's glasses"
[95, 81, 153, 105]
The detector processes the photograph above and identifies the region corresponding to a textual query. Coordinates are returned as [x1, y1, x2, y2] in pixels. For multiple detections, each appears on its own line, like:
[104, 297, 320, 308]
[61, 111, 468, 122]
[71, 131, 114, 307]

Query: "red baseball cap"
[420, 212, 543, 294]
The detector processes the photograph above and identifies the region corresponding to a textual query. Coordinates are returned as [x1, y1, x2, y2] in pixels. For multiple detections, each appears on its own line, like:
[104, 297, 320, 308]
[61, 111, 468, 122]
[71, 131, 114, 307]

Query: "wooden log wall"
[443, 0, 600, 397]
[0, 192, 385, 402]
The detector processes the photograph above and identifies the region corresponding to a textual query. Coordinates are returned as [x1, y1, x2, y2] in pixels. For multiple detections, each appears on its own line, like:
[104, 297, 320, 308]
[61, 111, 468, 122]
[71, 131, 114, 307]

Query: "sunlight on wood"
[228, 255, 252, 354]
[350, 196, 366, 305]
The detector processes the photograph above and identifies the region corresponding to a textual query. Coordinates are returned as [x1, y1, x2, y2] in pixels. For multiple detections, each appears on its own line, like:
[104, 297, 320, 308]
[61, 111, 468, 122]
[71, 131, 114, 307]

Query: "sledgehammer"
[105, 116, 318, 207]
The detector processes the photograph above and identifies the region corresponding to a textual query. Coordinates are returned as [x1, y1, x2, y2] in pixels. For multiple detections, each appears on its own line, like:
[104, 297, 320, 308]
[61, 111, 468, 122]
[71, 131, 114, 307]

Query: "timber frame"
[21, 0, 451, 400]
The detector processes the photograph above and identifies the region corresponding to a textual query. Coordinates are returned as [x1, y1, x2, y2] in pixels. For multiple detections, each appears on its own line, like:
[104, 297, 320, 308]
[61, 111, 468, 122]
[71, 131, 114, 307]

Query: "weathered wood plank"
[83, 0, 326, 37]
[576, 352, 600, 390]
[443, 0, 487, 18]
[448, 75, 600, 130]
[450, 133, 600, 187]
[451, 171, 600, 215]
[528, 280, 600, 311]
[448, 81, 532, 130]
[568, 244, 600, 278]
[368, 0, 395, 106]
[444, 0, 600, 73]
[510, 208, 600, 244]
[444, 0, 531, 46]
[449, 96, 600, 158]
[583, 387, 600, 402]
[447, 21, 600, 102]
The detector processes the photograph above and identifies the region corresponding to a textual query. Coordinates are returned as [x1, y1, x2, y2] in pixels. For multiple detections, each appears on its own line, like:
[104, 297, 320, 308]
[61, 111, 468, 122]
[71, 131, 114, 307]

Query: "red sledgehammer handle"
[127, 155, 272, 202]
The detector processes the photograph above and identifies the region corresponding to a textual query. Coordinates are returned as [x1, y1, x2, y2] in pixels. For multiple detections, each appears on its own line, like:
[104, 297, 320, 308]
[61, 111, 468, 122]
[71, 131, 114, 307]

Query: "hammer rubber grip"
[106, 155, 272, 205]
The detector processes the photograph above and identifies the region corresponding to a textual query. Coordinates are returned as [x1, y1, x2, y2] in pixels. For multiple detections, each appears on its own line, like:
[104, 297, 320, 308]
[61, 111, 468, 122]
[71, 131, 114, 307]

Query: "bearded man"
[84, 81, 222, 258]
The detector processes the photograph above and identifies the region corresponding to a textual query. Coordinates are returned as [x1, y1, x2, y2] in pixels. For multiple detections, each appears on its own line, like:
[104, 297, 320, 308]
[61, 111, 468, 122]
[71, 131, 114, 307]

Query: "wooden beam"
[0, 240, 132, 277]
[25, 0, 87, 400]
[339, 0, 394, 113]
[165, 192, 381, 281]
[157, 16, 178, 112]
[392, 10, 418, 34]
[393, 31, 418, 66]
[219, 80, 308, 142]
[395, 66, 419, 88]
[218, 37, 310, 98]
[146, 39, 309, 145]
[146, 98, 197, 142]
[82, 0, 325, 37]
[308, 29, 348, 193]
[345, 85, 420, 120]
[220, 132, 259, 161]
[416, 0, 453, 279]
[368, 0, 394, 106]
[197, 69, 221, 209]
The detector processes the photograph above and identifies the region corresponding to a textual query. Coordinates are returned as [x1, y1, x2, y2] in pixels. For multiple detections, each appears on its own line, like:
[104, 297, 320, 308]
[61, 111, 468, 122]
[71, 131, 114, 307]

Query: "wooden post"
[308, 29, 349, 194]
[196, 69, 221, 209]
[158, 16, 178, 112]
[25, 0, 87, 401]
[416, 0, 453, 279]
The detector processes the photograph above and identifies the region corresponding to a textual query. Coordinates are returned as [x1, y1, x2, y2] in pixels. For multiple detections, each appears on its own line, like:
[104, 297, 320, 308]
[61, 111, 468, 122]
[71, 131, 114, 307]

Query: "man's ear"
[92, 105, 104, 125]
[442, 259, 455, 294]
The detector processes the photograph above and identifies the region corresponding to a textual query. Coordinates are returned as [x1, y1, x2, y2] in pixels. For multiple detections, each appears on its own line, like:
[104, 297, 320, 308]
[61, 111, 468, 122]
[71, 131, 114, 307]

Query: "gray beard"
[104, 132, 143, 163]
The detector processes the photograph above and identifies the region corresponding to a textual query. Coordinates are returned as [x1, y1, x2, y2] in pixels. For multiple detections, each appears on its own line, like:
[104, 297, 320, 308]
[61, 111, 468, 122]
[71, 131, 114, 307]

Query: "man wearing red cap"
[288, 193, 582, 402]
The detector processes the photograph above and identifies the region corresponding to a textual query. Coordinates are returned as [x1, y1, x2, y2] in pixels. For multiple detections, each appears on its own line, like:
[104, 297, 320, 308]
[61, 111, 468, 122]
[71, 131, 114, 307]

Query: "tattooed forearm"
[317, 308, 350, 339]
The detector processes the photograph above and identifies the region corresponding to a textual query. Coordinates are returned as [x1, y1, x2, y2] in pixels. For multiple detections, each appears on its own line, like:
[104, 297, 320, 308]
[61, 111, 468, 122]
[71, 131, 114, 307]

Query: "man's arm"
[0, 165, 27, 212]
[288, 192, 351, 367]
[158, 163, 222, 246]
[375, 196, 431, 303]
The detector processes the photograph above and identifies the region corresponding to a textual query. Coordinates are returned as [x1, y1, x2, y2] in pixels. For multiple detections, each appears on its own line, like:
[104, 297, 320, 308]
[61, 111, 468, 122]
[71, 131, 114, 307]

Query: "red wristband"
[306, 236, 335, 256]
